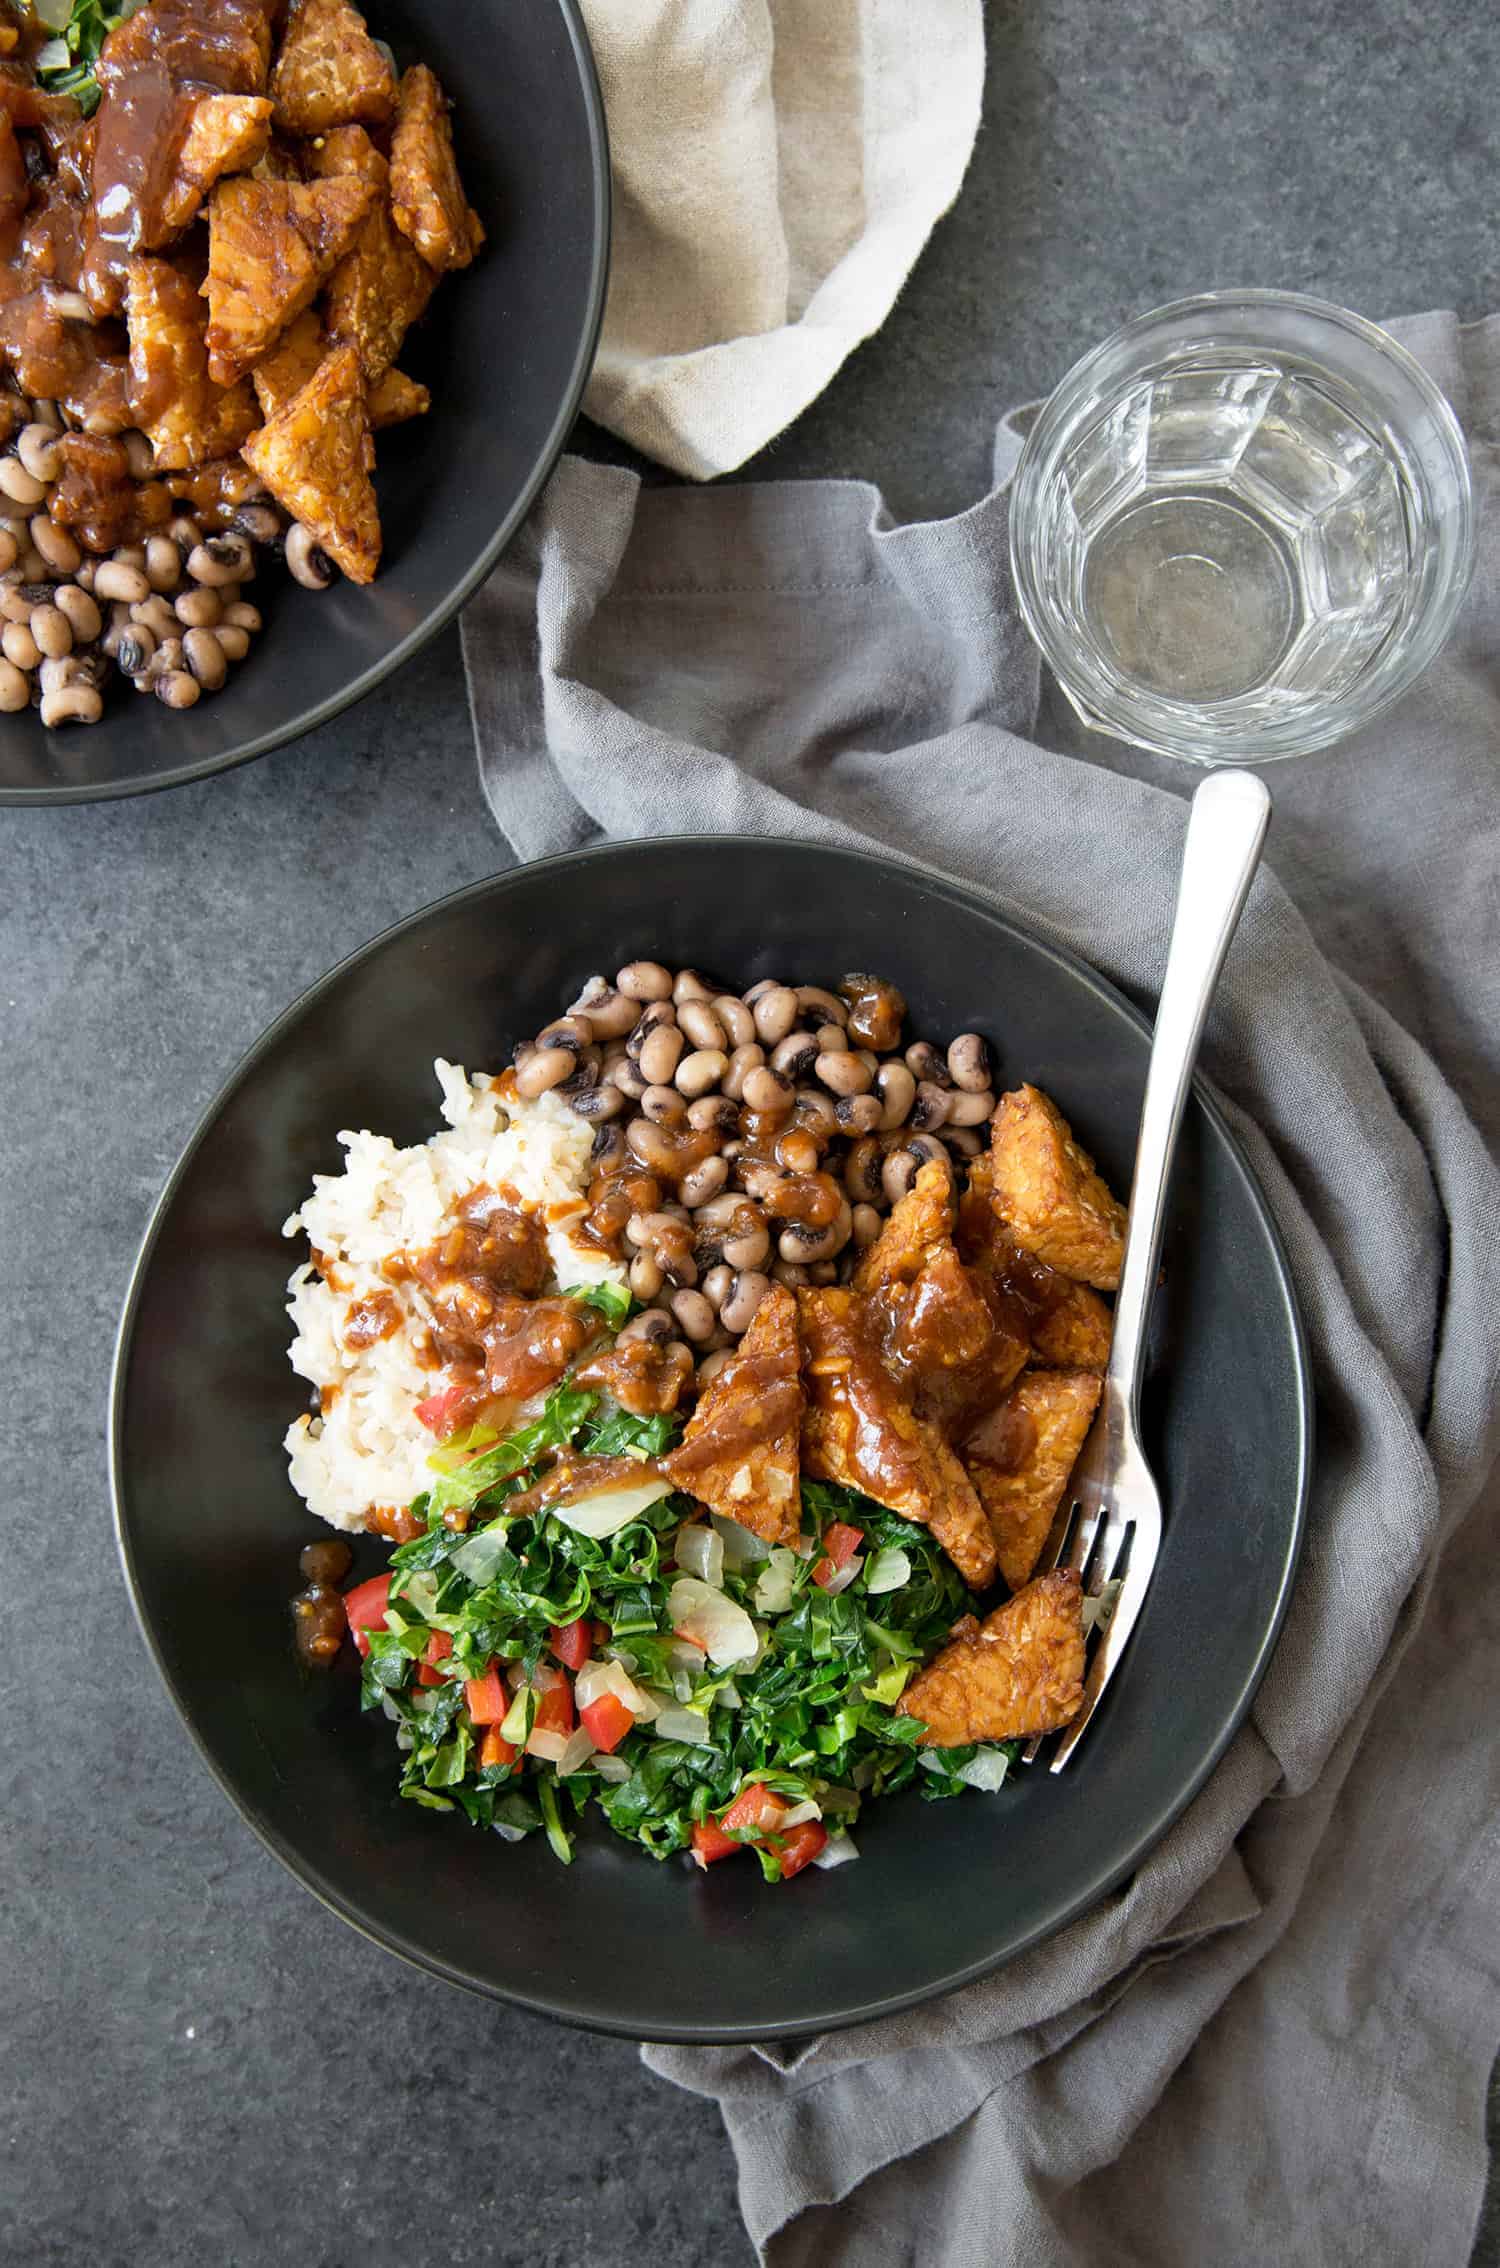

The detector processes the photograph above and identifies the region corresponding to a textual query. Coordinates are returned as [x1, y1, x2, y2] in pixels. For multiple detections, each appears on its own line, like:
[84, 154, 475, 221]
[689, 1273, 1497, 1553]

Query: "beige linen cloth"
[578, 0, 984, 478]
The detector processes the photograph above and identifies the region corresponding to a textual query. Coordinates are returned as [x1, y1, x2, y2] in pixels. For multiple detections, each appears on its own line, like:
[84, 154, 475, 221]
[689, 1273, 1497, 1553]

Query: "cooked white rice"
[283, 1060, 625, 1532]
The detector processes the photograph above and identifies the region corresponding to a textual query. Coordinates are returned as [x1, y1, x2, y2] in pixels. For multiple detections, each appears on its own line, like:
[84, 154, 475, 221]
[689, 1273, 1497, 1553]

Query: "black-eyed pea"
[881, 1147, 919, 1206]
[29, 516, 78, 576]
[95, 560, 151, 605]
[54, 585, 101, 643]
[834, 1092, 882, 1135]
[569, 980, 637, 1038]
[636, 1018, 684, 1086]
[144, 536, 182, 592]
[719, 1269, 770, 1334]
[184, 626, 227, 689]
[616, 959, 674, 1002]
[514, 1045, 575, 1098]
[641, 1082, 687, 1126]
[816, 1048, 872, 1097]
[696, 1349, 733, 1385]
[905, 1040, 951, 1088]
[175, 584, 222, 628]
[16, 423, 61, 485]
[721, 1042, 764, 1101]
[29, 603, 72, 659]
[770, 1030, 818, 1082]
[0, 456, 48, 508]
[628, 1250, 663, 1301]
[0, 656, 27, 710]
[942, 1125, 984, 1159]
[851, 1202, 884, 1249]
[750, 984, 799, 1045]
[187, 533, 252, 586]
[945, 1086, 995, 1128]
[669, 1287, 716, 1343]
[39, 679, 102, 727]
[153, 670, 200, 709]
[741, 1065, 792, 1114]
[681, 1157, 730, 1214]
[677, 997, 726, 1051]
[214, 624, 251, 662]
[674, 1047, 727, 1099]
[946, 1033, 991, 1092]
[672, 968, 714, 1005]
[910, 1080, 952, 1131]
[2, 620, 38, 670]
[814, 1022, 848, 1055]
[0, 529, 17, 574]
[687, 1094, 738, 1138]
[712, 995, 755, 1049]
[796, 985, 846, 1027]
[701, 1263, 733, 1313]
[722, 1214, 770, 1271]
[221, 599, 261, 632]
[285, 524, 333, 589]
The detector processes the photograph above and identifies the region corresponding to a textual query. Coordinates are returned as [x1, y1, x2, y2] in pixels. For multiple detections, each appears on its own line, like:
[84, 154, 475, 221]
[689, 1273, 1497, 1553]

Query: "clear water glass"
[1009, 292, 1475, 763]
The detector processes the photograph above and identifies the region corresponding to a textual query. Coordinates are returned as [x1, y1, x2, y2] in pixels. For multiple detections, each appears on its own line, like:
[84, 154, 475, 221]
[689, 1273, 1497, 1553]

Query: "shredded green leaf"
[33, 0, 147, 115]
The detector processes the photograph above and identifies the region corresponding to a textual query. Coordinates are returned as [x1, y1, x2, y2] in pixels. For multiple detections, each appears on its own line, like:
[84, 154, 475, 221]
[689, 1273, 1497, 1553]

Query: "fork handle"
[1106, 770, 1272, 1413]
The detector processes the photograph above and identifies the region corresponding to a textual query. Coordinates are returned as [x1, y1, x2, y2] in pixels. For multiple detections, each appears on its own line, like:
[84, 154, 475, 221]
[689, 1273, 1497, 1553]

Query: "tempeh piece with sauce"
[799, 1285, 997, 1589]
[242, 340, 381, 582]
[897, 1570, 1086, 1744]
[203, 171, 376, 384]
[986, 1085, 1128, 1291]
[963, 1368, 1101, 1591]
[312, 126, 437, 385]
[663, 1283, 804, 1546]
[125, 256, 260, 471]
[389, 64, 484, 272]
[269, 0, 397, 136]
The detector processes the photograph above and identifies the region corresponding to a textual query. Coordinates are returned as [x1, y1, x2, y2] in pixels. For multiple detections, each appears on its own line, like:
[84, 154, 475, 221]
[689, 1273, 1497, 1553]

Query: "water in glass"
[1058, 357, 1410, 708]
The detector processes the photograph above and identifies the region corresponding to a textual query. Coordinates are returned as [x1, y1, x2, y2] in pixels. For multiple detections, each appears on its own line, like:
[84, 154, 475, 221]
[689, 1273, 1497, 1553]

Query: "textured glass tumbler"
[1009, 291, 1476, 763]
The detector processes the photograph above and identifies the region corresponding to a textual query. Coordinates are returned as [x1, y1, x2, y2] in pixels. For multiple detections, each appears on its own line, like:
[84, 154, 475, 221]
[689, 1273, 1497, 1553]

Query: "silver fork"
[1024, 768, 1272, 1771]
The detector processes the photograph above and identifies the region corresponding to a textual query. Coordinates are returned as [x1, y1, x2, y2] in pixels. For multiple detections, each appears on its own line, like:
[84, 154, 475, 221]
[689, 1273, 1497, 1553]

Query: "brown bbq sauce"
[576, 1334, 693, 1417]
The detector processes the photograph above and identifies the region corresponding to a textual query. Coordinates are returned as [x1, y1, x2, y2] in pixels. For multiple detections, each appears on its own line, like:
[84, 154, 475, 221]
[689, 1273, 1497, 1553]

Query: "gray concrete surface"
[3, 2, 1494, 2261]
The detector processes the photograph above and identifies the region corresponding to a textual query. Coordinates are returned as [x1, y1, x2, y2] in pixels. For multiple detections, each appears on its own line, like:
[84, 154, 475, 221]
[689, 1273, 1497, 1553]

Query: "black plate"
[0, 0, 608, 806]
[111, 839, 1312, 2042]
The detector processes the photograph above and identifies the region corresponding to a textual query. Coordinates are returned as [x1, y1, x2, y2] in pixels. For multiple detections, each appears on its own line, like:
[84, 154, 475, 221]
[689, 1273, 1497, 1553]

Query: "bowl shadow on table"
[112, 840, 1309, 2041]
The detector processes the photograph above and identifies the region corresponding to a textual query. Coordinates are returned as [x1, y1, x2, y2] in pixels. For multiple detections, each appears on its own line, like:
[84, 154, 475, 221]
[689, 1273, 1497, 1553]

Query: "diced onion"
[864, 1545, 911, 1595]
[956, 1746, 1011, 1791]
[36, 36, 69, 70]
[820, 1558, 863, 1596]
[590, 1752, 631, 1783]
[776, 1800, 822, 1829]
[552, 1478, 674, 1538]
[818, 1785, 860, 1816]
[674, 1522, 725, 1587]
[651, 1705, 716, 1746]
[553, 1727, 597, 1776]
[711, 1513, 771, 1568]
[576, 1658, 651, 1717]
[812, 1831, 860, 1869]
[493, 1821, 529, 1843]
[753, 1549, 797, 1614]
[667, 1577, 760, 1666]
[714, 1680, 742, 1710]
[526, 1728, 572, 1764]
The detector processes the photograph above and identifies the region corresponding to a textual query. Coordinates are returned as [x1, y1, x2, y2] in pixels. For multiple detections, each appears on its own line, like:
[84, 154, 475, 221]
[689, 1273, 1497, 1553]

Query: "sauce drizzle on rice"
[281, 1063, 627, 1533]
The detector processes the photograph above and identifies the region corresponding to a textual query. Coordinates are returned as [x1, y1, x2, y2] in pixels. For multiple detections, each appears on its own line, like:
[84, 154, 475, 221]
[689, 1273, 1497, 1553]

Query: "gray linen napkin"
[461, 311, 1500, 2267]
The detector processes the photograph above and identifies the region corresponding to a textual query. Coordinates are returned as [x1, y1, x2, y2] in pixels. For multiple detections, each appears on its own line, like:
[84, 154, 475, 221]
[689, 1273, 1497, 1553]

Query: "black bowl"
[111, 839, 1312, 2042]
[0, 0, 608, 806]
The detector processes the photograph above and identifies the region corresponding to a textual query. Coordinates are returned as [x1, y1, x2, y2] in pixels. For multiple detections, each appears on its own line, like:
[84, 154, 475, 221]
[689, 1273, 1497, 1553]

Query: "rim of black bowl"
[3, 0, 610, 811]
[109, 838, 1314, 2041]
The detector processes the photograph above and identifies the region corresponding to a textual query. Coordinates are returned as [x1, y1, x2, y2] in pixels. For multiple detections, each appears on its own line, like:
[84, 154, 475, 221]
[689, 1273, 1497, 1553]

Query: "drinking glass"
[1008, 291, 1475, 763]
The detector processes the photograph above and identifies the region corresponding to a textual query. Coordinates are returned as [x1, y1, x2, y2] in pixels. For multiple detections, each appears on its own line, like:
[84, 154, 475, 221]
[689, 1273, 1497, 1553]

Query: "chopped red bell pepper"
[530, 1676, 575, 1738]
[416, 1629, 452, 1687]
[479, 1724, 520, 1771]
[414, 1381, 471, 1435]
[549, 1618, 592, 1671]
[464, 1663, 510, 1724]
[690, 1817, 742, 1867]
[342, 1573, 392, 1658]
[719, 1782, 790, 1836]
[773, 1820, 828, 1879]
[580, 1692, 634, 1755]
[691, 1783, 796, 1871]
[812, 1520, 864, 1588]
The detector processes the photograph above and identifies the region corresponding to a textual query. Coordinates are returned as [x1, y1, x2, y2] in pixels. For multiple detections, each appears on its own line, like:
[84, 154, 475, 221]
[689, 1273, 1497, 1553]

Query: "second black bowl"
[0, 0, 608, 805]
